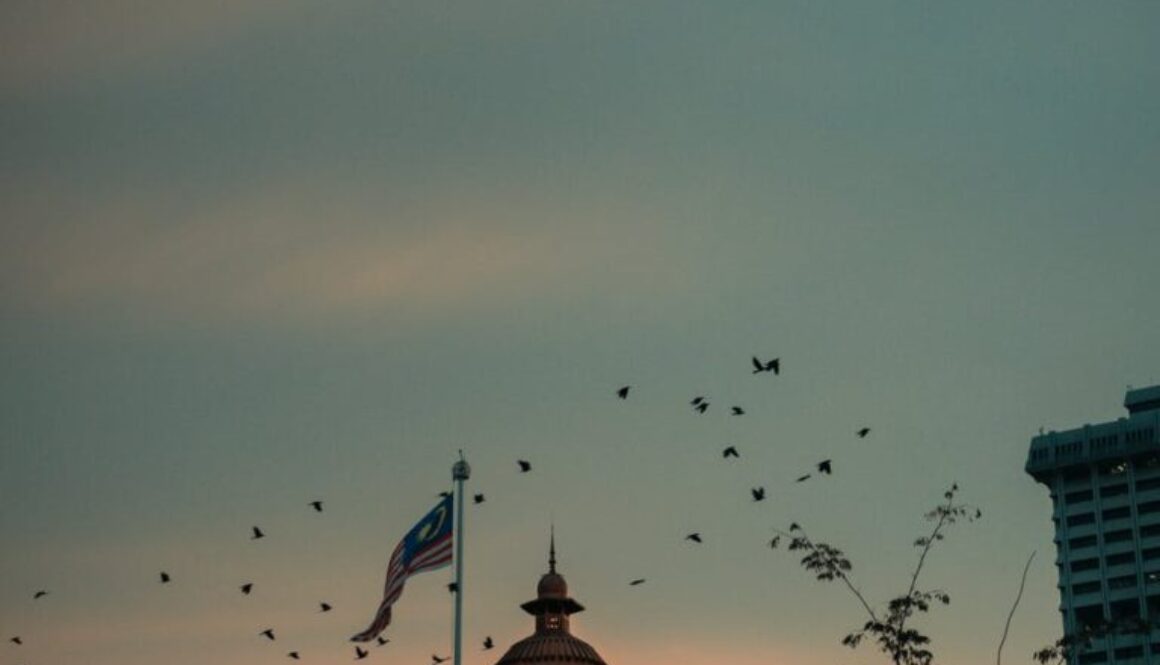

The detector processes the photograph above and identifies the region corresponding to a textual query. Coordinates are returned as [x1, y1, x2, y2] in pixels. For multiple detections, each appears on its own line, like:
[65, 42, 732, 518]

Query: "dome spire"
[549, 524, 557, 574]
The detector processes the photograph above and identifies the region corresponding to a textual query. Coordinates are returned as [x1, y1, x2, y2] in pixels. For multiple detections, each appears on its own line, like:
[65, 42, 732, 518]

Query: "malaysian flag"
[351, 493, 454, 642]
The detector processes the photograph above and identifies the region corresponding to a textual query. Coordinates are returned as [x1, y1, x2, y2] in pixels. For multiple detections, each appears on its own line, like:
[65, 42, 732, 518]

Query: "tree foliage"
[773, 484, 980, 665]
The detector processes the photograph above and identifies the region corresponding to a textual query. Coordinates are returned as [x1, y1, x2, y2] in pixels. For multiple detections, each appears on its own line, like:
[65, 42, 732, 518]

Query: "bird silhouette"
[240, 583, 253, 595]
[769, 535, 781, 549]
[617, 386, 630, 399]
[252, 526, 265, 540]
[309, 500, 324, 512]
[731, 406, 745, 415]
[9, 636, 21, 645]
[517, 460, 531, 473]
[483, 636, 494, 650]
[817, 459, 832, 475]
[789, 522, 801, 531]
[355, 646, 369, 659]
[320, 602, 332, 612]
[288, 651, 300, 660]
[751, 487, 766, 501]
[857, 427, 871, 438]
[629, 578, 646, 586]
[33, 590, 47, 600]
[433, 655, 449, 664]
[795, 474, 811, 483]
[722, 446, 739, 459]
[260, 629, 276, 641]
[684, 533, 702, 543]
[752, 357, 780, 374]
[376, 636, 390, 646]
[690, 396, 705, 405]
[448, 582, 459, 593]
[438, 491, 452, 499]
[473, 493, 485, 505]
[159, 571, 171, 583]
[694, 402, 709, 414]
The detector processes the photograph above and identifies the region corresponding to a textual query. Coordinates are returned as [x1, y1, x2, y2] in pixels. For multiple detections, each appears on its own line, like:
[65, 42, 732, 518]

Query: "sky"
[2, 2, 1159, 664]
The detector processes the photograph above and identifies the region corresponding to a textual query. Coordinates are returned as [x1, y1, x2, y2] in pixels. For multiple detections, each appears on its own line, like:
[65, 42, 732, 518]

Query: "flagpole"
[452, 452, 470, 665]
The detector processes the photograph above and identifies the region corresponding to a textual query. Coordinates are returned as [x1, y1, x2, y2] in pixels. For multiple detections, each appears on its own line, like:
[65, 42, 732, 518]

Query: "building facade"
[493, 538, 610, 665]
[1027, 385, 1160, 664]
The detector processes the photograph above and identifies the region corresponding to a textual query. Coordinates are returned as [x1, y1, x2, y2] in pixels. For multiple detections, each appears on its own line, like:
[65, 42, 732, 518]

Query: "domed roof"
[495, 632, 607, 665]
[537, 571, 568, 598]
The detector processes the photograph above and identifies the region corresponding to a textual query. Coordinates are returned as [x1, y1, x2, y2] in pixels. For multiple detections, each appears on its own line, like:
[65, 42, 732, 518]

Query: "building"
[493, 537, 610, 665]
[1027, 385, 1160, 664]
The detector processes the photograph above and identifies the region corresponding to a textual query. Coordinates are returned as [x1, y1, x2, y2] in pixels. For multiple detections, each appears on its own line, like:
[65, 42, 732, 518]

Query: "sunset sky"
[2, 3, 1160, 665]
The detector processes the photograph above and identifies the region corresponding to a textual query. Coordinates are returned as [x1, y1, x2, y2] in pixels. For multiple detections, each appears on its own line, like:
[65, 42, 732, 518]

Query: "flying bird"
[731, 406, 745, 416]
[260, 629, 276, 641]
[629, 578, 646, 586]
[684, 532, 702, 543]
[473, 493, 485, 505]
[438, 491, 452, 499]
[309, 500, 324, 512]
[752, 356, 780, 374]
[517, 460, 531, 473]
[817, 459, 832, 475]
[320, 602, 332, 612]
[240, 583, 253, 595]
[483, 636, 494, 650]
[751, 487, 766, 502]
[616, 386, 630, 399]
[789, 522, 801, 531]
[433, 655, 449, 664]
[376, 636, 389, 647]
[690, 396, 705, 405]
[33, 590, 47, 600]
[769, 535, 781, 549]
[9, 636, 21, 645]
[694, 402, 709, 414]
[288, 652, 300, 660]
[252, 526, 265, 540]
[159, 571, 171, 583]
[795, 474, 811, 483]
[857, 427, 871, 438]
[448, 582, 459, 593]
[722, 446, 739, 459]
[355, 646, 369, 659]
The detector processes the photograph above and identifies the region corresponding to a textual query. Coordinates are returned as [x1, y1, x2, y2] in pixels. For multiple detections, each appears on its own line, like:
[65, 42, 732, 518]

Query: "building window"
[1066, 489, 1095, 504]
[1074, 581, 1102, 595]
[1104, 529, 1134, 544]
[1140, 501, 1160, 515]
[1063, 467, 1091, 482]
[1142, 524, 1160, 539]
[1103, 506, 1132, 521]
[1110, 599, 1141, 622]
[1070, 535, 1098, 549]
[1146, 571, 1160, 586]
[1113, 645, 1144, 659]
[1075, 604, 1105, 629]
[1101, 484, 1129, 498]
[1109, 575, 1137, 590]
[1148, 595, 1160, 617]
[1144, 547, 1160, 561]
[1107, 552, 1137, 567]
[1139, 454, 1160, 469]
[1138, 477, 1160, 492]
[1072, 558, 1100, 573]
[1077, 652, 1108, 665]
[1068, 513, 1096, 527]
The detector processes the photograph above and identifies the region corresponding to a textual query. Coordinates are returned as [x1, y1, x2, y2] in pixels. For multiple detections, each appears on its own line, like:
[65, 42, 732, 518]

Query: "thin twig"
[997, 550, 1037, 665]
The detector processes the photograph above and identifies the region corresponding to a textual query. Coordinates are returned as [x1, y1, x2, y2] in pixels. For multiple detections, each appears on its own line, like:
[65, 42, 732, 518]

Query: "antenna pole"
[452, 452, 470, 665]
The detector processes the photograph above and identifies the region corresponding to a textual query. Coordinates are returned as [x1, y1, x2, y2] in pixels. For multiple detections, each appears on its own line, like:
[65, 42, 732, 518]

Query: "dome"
[495, 632, 607, 665]
[537, 571, 568, 598]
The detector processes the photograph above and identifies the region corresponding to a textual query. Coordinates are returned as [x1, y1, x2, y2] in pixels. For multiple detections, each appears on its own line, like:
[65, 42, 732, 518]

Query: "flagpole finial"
[549, 524, 557, 574]
[452, 453, 471, 481]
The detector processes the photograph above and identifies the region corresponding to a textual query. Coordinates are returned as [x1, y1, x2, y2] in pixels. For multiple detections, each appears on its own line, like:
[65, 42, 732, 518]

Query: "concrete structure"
[494, 536, 610, 665]
[1027, 385, 1160, 664]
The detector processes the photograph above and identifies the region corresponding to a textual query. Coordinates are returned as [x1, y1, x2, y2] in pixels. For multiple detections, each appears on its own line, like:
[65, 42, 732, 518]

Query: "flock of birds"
[614, 356, 871, 556]
[7, 354, 874, 663]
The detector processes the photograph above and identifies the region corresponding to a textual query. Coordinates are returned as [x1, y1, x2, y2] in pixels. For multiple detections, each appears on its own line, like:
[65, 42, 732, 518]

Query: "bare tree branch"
[997, 550, 1036, 665]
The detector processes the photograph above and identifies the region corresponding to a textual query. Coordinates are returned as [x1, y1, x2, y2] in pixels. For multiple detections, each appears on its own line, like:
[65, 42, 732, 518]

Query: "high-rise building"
[493, 535, 610, 665]
[1027, 385, 1160, 664]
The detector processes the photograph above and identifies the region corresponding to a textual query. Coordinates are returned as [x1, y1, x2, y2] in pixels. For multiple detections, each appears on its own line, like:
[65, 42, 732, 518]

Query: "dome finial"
[549, 524, 557, 573]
